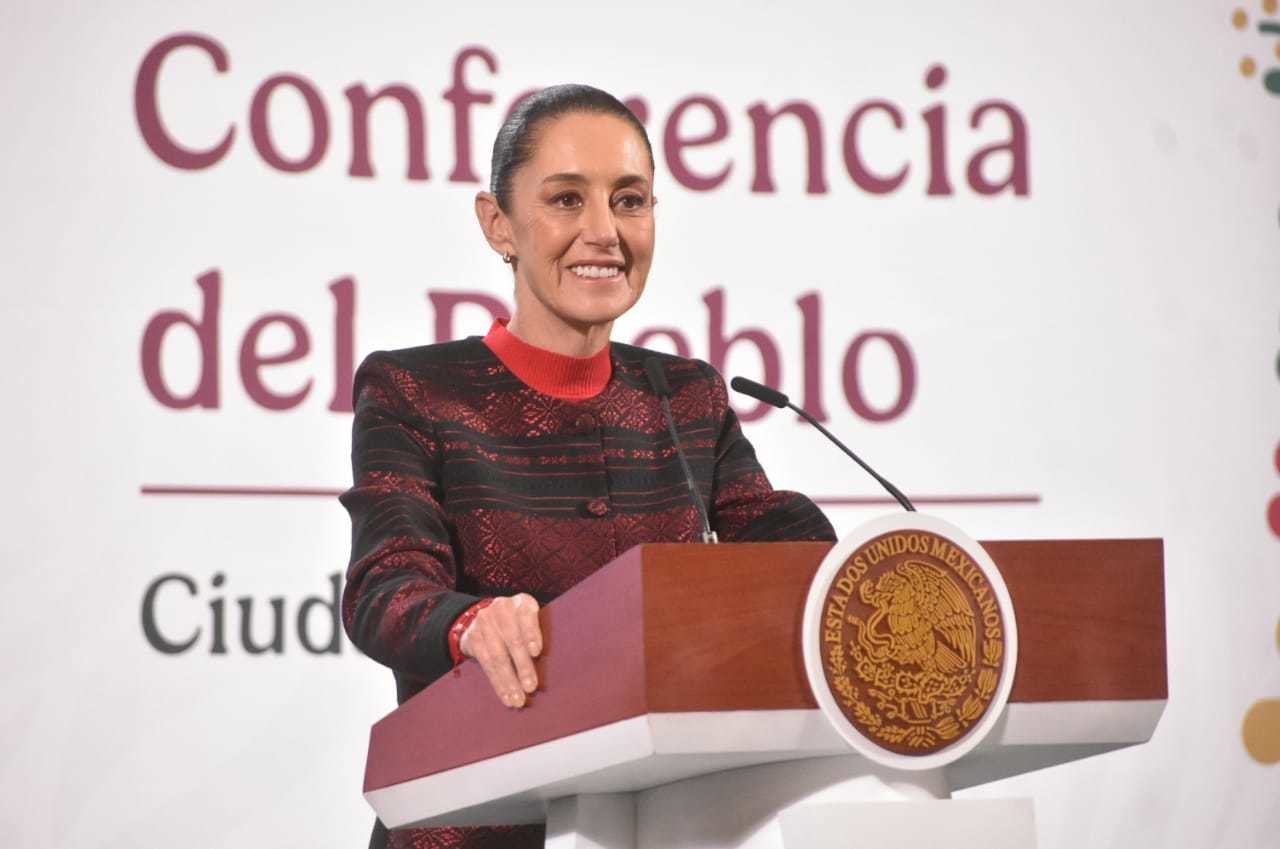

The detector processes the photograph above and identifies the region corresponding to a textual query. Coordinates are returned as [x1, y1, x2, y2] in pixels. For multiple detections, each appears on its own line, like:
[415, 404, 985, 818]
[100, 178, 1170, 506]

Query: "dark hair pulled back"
[489, 83, 654, 213]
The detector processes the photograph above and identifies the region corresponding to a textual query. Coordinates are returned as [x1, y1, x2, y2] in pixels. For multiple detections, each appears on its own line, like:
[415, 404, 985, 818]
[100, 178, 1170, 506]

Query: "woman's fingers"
[464, 594, 543, 708]
[478, 626, 527, 707]
[515, 594, 542, 657]
[498, 621, 537, 696]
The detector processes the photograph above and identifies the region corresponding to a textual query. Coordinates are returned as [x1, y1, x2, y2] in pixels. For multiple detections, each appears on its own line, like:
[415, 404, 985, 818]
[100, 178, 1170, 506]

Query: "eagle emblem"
[855, 560, 976, 677]
[818, 530, 1007, 755]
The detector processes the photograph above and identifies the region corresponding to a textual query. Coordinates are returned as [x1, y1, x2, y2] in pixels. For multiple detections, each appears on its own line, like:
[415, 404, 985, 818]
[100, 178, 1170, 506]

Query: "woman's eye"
[614, 194, 647, 211]
[551, 192, 582, 208]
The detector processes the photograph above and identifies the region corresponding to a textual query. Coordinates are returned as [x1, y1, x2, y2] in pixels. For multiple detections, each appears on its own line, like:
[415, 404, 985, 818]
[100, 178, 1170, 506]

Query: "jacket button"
[586, 497, 610, 516]
[575, 413, 598, 433]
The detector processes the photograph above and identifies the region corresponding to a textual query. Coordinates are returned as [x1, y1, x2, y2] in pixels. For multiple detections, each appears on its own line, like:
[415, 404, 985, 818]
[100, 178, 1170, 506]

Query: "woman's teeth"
[569, 265, 622, 279]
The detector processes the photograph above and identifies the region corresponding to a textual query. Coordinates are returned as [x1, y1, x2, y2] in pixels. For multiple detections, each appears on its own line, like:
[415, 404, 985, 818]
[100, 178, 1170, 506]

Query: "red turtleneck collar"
[483, 319, 612, 400]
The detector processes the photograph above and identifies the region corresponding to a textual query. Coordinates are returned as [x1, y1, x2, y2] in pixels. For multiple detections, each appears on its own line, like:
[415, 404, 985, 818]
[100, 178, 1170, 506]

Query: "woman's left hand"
[459, 593, 543, 708]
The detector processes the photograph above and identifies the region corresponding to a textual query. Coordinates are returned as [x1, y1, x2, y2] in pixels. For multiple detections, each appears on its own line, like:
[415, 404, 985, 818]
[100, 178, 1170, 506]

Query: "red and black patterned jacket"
[339, 331, 835, 849]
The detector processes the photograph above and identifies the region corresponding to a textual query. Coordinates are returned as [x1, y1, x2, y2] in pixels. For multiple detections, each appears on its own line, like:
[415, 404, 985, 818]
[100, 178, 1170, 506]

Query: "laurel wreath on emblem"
[825, 559, 1004, 750]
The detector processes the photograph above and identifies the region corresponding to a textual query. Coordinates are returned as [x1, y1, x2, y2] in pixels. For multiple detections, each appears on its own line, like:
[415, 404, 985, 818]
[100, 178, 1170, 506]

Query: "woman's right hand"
[459, 593, 543, 708]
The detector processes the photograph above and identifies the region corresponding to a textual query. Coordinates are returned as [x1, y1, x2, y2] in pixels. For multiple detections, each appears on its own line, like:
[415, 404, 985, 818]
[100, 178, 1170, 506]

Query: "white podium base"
[544, 755, 1036, 849]
[546, 795, 637, 849]
[778, 800, 1036, 849]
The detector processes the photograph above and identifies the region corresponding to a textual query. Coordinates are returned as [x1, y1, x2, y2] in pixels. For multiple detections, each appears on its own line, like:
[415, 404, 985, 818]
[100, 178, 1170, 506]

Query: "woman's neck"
[505, 312, 613, 358]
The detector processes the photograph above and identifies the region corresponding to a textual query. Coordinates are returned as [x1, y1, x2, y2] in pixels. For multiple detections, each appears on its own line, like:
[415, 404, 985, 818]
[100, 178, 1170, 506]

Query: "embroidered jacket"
[339, 329, 835, 849]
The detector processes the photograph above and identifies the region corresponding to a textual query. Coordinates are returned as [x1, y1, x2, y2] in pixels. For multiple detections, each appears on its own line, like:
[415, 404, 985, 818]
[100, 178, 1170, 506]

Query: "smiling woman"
[338, 84, 836, 849]
[475, 95, 656, 356]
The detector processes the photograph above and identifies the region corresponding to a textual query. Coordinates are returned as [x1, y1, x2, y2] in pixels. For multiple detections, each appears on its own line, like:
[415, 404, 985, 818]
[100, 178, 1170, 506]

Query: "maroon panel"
[638, 539, 1166, 712]
[363, 546, 648, 793]
[641, 542, 828, 712]
[988, 538, 1167, 702]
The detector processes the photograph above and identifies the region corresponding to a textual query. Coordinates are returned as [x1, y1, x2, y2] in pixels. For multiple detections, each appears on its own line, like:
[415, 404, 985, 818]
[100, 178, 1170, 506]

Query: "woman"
[340, 84, 835, 849]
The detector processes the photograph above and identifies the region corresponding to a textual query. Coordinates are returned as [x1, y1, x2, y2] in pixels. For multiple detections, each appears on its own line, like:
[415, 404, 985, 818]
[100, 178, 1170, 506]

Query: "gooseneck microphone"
[644, 358, 719, 543]
[730, 376, 916, 513]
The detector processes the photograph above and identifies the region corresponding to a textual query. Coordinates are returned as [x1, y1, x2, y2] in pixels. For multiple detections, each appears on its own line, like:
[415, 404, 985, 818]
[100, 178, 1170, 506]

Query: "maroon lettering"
[922, 64, 952, 196]
[443, 46, 497, 183]
[134, 33, 233, 170]
[139, 274, 926, 422]
[345, 83, 429, 180]
[747, 100, 827, 194]
[141, 270, 221, 409]
[428, 291, 510, 342]
[796, 292, 829, 422]
[704, 288, 782, 422]
[841, 331, 916, 422]
[663, 95, 732, 192]
[133, 41, 1031, 200]
[622, 96, 649, 125]
[249, 74, 330, 173]
[967, 101, 1030, 196]
[842, 100, 908, 194]
[238, 313, 312, 410]
[328, 277, 356, 413]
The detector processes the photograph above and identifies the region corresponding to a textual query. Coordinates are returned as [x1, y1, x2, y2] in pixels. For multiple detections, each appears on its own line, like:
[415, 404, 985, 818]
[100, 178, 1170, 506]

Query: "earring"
[502, 252, 513, 264]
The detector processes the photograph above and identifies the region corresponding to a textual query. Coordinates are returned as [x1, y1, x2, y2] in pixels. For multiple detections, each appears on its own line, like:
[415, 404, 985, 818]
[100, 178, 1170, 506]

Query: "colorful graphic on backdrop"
[1270, 440, 1280, 540]
[1233, 1, 1280, 94]
[1240, 319, 1280, 765]
[1241, 617, 1280, 764]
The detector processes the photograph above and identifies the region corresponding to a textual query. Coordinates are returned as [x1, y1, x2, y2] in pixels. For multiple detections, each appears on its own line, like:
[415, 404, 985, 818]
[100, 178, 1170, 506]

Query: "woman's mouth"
[567, 264, 624, 281]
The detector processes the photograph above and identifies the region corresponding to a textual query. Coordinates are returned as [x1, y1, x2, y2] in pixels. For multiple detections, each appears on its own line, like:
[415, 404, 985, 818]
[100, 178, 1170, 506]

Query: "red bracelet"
[448, 598, 494, 666]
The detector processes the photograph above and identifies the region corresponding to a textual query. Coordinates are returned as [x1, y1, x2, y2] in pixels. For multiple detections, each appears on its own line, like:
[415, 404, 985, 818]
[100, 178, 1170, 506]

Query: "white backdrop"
[1, 1, 1277, 846]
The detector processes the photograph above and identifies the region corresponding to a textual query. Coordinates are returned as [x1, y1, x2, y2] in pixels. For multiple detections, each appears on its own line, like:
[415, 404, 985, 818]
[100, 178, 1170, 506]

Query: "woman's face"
[488, 112, 655, 343]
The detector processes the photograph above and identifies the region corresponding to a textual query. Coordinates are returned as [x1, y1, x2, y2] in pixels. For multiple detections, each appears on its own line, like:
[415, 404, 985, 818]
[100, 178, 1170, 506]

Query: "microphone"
[730, 376, 916, 513]
[644, 358, 718, 543]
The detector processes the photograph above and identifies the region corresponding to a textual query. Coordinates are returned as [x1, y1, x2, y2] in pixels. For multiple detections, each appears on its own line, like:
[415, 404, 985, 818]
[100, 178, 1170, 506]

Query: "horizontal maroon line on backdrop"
[140, 485, 344, 497]
[138, 485, 1041, 506]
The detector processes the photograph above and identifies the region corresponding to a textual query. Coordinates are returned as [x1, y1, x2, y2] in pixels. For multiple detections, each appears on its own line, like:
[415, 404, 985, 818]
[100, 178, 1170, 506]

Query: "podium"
[361, 540, 1165, 848]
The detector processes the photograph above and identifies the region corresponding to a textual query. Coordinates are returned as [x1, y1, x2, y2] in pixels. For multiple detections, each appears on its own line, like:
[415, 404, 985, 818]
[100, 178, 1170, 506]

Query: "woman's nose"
[581, 198, 620, 248]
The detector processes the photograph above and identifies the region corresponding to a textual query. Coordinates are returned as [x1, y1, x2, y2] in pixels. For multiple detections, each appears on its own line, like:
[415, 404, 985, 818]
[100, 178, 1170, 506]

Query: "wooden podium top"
[364, 539, 1165, 799]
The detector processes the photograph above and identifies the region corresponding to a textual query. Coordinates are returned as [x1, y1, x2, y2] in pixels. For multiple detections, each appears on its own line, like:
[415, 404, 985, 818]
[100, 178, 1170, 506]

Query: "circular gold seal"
[817, 528, 1008, 756]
